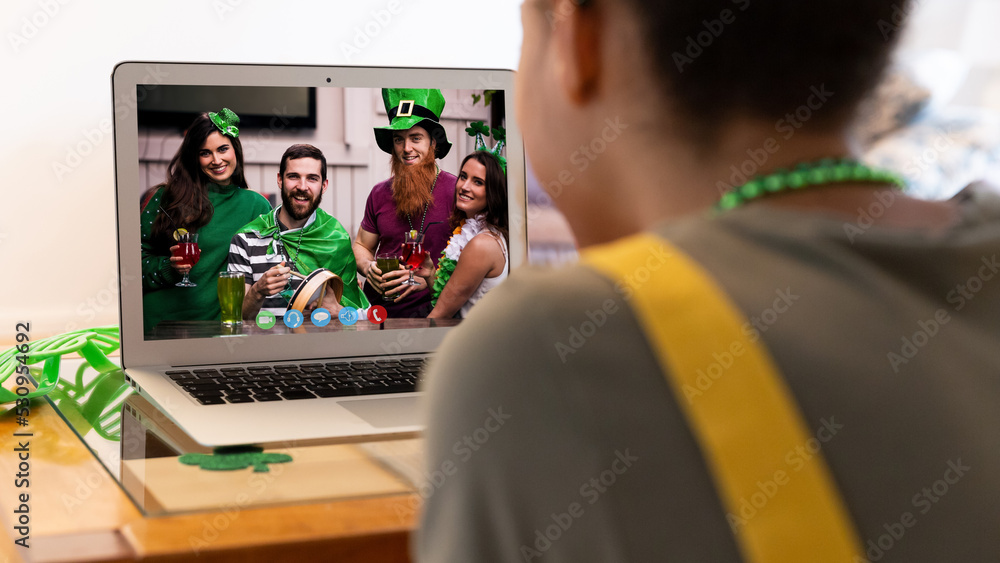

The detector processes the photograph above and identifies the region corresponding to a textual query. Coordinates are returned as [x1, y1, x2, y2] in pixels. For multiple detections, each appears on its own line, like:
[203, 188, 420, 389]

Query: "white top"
[460, 228, 508, 319]
[442, 214, 508, 319]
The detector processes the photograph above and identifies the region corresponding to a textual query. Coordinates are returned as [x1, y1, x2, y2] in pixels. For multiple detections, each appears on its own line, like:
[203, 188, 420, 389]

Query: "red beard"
[390, 147, 438, 218]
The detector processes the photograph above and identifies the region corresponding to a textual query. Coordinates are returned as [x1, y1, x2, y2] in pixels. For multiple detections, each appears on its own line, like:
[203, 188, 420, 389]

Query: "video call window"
[136, 85, 509, 341]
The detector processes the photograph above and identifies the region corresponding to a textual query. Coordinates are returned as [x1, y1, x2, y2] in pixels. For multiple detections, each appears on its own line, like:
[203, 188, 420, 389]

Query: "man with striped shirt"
[228, 144, 369, 320]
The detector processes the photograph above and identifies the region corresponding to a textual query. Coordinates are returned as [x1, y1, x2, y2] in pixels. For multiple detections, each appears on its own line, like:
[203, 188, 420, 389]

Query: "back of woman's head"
[615, 0, 911, 140]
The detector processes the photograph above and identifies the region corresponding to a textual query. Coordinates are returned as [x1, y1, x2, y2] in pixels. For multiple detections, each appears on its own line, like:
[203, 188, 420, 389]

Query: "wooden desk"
[0, 395, 420, 562]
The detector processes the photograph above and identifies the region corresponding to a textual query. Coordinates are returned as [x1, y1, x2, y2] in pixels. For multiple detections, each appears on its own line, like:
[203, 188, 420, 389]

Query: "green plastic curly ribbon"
[48, 358, 132, 442]
[209, 107, 240, 138]
[0, 326, 120, 404]
[431, 255, 458, 307]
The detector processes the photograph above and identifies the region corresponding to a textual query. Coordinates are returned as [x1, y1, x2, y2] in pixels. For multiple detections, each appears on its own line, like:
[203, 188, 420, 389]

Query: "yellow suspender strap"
[582, 233, 862, 562]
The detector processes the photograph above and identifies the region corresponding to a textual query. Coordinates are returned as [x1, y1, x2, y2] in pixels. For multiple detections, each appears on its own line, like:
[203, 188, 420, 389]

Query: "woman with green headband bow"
[139, 109, 271, 334]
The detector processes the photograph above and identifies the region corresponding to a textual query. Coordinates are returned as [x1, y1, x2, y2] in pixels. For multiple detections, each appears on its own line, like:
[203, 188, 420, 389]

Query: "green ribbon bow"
[209, 107, 240, 138]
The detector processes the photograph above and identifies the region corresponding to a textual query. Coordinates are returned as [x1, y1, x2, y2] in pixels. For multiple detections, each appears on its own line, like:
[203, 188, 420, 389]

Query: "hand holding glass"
[376, 251, 403, 301]
[264, 243, 291, 294]
[172, 232, 200, 287]
[400, 231, 427, 287]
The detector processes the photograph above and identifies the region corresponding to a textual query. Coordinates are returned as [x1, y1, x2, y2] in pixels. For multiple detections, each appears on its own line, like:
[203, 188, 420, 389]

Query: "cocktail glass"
[173, 232, 200, 287]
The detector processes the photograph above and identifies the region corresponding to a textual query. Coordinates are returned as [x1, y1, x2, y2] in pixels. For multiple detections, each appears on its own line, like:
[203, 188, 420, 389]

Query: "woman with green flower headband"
[416, 133, 509, 319]
[139, 108, 272, 333]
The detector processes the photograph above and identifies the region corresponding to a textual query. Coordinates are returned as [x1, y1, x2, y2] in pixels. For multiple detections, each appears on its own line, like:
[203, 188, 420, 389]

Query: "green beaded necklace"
[715, 158, 906, 212]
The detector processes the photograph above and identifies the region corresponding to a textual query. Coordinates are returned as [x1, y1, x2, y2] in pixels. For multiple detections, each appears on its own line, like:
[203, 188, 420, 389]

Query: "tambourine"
[286, 269, 343, 314]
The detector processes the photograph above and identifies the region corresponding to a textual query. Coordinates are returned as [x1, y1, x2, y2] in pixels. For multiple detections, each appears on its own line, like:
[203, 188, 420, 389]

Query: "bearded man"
[229, 143, 368, 320]
[354, 88, 457, 318]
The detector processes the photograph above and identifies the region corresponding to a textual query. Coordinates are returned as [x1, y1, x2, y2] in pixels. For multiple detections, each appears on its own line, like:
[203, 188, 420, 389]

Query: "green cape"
[237, 208, 370, 310]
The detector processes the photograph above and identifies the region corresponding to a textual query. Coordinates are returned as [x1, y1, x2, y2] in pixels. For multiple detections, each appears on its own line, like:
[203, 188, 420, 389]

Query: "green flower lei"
[431, 255, 458, 306]
[430, 216, 488, 307]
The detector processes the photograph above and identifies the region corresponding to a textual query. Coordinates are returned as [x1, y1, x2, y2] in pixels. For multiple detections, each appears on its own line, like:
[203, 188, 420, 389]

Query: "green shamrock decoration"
[465, 121, 491, 137]
[179, 446, 292, 473]
[463, 121, 507, 174]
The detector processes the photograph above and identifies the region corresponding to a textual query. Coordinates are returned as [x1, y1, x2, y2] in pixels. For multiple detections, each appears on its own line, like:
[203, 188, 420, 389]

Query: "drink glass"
[217, 271, 245, 326]
[400, 231, 426, 287]
[265, 242, 291, 295]
[376, 251, 402, 302]
[173, 232, 201, 287]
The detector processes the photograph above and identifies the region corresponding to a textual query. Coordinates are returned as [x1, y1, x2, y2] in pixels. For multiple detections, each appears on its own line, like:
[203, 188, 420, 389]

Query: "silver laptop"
[112, 62, 526, 447]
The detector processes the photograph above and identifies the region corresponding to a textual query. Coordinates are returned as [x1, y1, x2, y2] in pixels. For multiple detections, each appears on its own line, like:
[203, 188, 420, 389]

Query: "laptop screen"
[120, 71, 522, 352]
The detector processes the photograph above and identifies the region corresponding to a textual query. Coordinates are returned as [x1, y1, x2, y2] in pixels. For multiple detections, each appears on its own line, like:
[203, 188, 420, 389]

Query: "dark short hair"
[611, 0, 911, 142]
[279, 144, 327, 182]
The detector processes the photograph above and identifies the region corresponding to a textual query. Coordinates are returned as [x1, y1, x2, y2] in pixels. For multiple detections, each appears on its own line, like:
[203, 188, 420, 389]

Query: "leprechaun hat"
[374, 88, 452, 159]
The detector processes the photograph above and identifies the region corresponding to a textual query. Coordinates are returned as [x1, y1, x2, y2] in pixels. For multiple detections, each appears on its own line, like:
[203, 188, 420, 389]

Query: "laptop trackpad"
[340, 396, 420, 428]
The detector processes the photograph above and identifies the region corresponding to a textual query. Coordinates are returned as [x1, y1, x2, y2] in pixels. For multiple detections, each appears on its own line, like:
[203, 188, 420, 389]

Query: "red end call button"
[368, 305, 387, 324]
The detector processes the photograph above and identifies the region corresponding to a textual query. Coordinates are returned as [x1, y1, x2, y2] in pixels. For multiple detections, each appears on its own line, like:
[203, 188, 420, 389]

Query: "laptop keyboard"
[165, 358, 428, 405]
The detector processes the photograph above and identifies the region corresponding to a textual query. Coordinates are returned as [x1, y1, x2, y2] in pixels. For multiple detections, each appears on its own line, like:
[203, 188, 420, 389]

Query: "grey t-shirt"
[417, 187, 1000, 562]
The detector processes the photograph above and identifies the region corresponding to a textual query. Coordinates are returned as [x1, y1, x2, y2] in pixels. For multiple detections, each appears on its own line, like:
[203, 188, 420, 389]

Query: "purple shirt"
[360, 171, 457, 318]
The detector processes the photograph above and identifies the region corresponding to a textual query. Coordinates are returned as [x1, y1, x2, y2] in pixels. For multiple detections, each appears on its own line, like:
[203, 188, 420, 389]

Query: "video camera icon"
[255, 310, 277, 330]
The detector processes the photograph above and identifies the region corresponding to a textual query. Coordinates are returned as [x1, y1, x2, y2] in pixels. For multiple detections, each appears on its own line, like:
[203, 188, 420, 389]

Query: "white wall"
[898, 0, 1000, 110]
